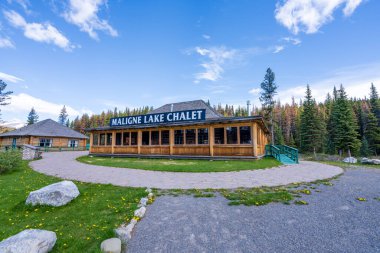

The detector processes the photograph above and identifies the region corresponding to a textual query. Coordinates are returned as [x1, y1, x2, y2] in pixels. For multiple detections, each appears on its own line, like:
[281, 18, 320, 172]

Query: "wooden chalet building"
[0, 119, 88, 150]
[88, 100, 269, 158]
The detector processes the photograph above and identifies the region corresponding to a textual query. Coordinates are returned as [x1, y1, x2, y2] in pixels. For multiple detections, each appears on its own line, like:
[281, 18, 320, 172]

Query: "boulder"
[343, 157, 357, 164]
[0, 229, 56, 253]
[138, 198, 148, 207]
[372, 159, 380, 165]
[26, 181, 80, 207]
[115, 223, 134, 244]
[100, 238, 121, 253]
[361, 157, 372, 164]
[134, 206, 146, 218]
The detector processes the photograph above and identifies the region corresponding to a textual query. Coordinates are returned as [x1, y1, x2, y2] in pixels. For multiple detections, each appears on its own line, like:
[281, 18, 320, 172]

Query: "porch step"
[279, 154, 297, 165]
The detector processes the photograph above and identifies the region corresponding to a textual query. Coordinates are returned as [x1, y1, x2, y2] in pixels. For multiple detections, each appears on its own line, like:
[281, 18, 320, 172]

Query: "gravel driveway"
[128, 168, 380, 253]
[30, 151, 342, 189]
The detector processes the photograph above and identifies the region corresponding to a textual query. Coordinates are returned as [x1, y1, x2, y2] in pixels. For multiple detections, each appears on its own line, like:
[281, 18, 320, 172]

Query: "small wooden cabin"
[88, 100, 269, 158]
[0, 119, 88, 150]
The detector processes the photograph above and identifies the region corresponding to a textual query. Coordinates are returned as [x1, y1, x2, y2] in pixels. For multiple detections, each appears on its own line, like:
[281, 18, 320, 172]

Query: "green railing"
[265, 144, 299, 164]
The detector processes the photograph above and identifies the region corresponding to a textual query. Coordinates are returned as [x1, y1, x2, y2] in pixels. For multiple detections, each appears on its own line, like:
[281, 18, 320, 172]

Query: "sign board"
[110, 109, 206, 127]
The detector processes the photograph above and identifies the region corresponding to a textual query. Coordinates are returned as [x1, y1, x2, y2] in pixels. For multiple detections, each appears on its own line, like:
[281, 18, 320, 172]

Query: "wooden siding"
[0, 136, 86, 148]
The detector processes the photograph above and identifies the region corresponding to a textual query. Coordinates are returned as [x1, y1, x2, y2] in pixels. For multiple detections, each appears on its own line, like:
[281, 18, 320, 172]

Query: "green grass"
[0, 161, 146, 252]
[77, 156, 281, 173]
[320, 161, 380, 169]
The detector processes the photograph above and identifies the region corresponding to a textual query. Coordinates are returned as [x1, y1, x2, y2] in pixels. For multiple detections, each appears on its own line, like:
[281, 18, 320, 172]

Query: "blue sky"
[0, 0, 379, 127]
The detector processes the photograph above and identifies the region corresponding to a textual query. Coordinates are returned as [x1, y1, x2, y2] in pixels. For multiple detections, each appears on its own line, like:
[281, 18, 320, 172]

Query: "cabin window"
[39, 138, 52, 147]
[106, 133, 112, 146]
[226, 127, 238, 144]
[151, 131, 159, 145]
[186, 129, 196, 144]
[174, 130, 184, 145]
[198, 128, 209, 144]
[93, 134, 99, 145]
[115, 133, 122, 146]
[123, 132, 130, 146]
[100, 134, 105, 145]
[68, 139, 78, 148]
[214, 128, 224, 144]
[131, 132, 138, 145]
[240, 126, 251, 144]
[161, 130, 170, 145]
[142, 131, 150, 145]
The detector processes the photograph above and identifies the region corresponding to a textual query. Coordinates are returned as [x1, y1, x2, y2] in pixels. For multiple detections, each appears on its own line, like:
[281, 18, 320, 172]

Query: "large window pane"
[131, 132, 137, 145]
[106, 133, 112, 145]
[39, 138, 52, 147]
[198, 128, 209, 144]
[142, 131, 150, 145]
[123, 132, 130, 146]
[226, 127, 238, 144]
[186, 129, 196, 144]
[93, 134, 99, 145]
[100, 134, 105, 145]
[161, 130, 169, 145]
[214, 128, 224, 144]
[174, 130, 184, 145]
[240, 126, 251, 144]
[116, 133, 122, 146]
[151, 131, 159, 145]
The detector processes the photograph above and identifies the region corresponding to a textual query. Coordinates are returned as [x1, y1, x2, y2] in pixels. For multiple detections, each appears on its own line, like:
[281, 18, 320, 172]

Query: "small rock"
[134, 206, 146, 218]
[130, 218, 138, 226]
[100, 238, 121, 253]
[0, 229, 56, 253]
[145, 188, 152, 193]
[26, 181, 80, 207]
[372, 159, 380, 165]
[138, 198, 148, 207]
[115, 223, 135, 244]
[343, 157, 357, 164]
[148, 193, 154, 199]
[361, 157, 372, 164]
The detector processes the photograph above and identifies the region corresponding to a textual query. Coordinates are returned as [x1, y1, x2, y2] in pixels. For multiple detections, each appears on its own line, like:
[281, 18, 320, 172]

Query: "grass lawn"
[320, 161, 380, 169]
[0, 161, 146, 252]
[77, 156, 281, 172]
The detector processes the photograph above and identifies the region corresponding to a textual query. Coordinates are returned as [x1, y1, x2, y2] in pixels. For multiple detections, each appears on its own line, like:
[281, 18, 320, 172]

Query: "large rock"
[343, 157, 357, 164]
[361, 158, 380, 165]
[373, 159, 380, 165]
[26, 181, 80, 207]
[100, 238, 121, 253]
[0, 229, 56, 253]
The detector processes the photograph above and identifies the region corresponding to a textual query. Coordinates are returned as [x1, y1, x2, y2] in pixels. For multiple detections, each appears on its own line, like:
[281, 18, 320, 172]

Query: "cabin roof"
[148, 100, 223, 119]
[0, 119, 88, 139]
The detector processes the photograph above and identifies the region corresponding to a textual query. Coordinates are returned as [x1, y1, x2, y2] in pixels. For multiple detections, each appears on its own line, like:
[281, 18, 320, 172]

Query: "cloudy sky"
[0, 0, 379, 127]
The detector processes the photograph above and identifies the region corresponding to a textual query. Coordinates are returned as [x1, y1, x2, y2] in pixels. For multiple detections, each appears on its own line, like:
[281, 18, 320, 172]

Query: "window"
[151, 131, 159, 145]
[39, 138, 52, 147]
[123, 132, 130, 146]
[100, 134, 105, 145]
[142, 131, 150, 145]
[198, 128, 209, 144]
[115, 133, 122, 146]
[161, 130, 170, 145]
[93, 133, 99, 145]
[174, 130, 184, 145]
[68, 139, 78, 148]
[240, 126, 251, 144]
[214, 128, 224, 144]
[106, 133, 112, 146]
[131, 132, 138, 145]
[226, 127, 238, 144]
[186, 129, 196, 144]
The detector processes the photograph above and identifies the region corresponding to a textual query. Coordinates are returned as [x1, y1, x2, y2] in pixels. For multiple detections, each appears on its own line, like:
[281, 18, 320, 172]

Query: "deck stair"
[265, 144, 299, 164]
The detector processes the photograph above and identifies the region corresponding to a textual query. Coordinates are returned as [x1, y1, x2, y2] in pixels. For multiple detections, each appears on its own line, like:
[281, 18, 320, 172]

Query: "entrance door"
[12, 138, 17, 148]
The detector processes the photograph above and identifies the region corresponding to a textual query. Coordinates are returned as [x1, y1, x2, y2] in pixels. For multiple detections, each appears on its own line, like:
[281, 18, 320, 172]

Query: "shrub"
[0, 149, 22, 174]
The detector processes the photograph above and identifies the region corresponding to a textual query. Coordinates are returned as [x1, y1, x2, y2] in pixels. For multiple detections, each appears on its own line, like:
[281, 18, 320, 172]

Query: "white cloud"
[0, 72, 24, 83]
[202, 34, 211, 40]
[0, 36, 15, 48]
[63, 0, 118, 40]
[282, 36, 301, 45]
[1, 118, 25, 128]
[275, 0, 363, 34]
[249, 88, 261, 95]
[192, 46, 237, 83]
[4, 10, 73, 50]
[7, 0, 31, 14]
[273, 45, 285, 53]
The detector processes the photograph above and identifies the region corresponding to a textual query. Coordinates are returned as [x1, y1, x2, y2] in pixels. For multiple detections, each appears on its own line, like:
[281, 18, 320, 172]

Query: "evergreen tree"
[331, 85, 361, 156]
[0, 80, 13, 122]
[259, 68, 278, 144]
[360, 136, 370, 157]
[369, 83, 380, 124]
[58, 105, 68, 125]
[364, 112, 380, 155]
[27, 107, 39, 125]
[299, 85, 324, 154]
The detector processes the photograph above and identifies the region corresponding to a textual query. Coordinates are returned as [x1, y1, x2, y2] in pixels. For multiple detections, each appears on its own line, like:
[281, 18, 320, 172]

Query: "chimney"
[171, 104, 174, 112]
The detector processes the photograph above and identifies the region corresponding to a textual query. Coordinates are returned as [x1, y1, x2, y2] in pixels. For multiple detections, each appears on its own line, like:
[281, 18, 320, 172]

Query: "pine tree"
[259, 68, 278, 144]
[0, 80, 13, 123]
[331, 85, 361, 156]
[58, 105, 68, 125]
[27, 107, 39, 125]
[369, 83, 380, 125]
[365, 112, 380, 155]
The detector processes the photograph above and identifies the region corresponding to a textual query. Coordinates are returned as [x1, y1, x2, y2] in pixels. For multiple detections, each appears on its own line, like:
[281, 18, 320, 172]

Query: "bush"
[0, 149, 22, 174]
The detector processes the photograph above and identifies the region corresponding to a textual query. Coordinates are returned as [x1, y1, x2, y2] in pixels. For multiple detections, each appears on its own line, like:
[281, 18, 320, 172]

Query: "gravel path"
[128, 168, 380, 253]
[30, 151, 343, 189]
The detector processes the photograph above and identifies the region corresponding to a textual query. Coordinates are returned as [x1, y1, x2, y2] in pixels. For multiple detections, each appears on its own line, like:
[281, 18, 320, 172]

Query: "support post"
[253, 122, 258, 157]
[111, 131, 116, 154]
[169, 129, 174, 156]
[209, 126, 214, 157]
[137, 130, 142, 155]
